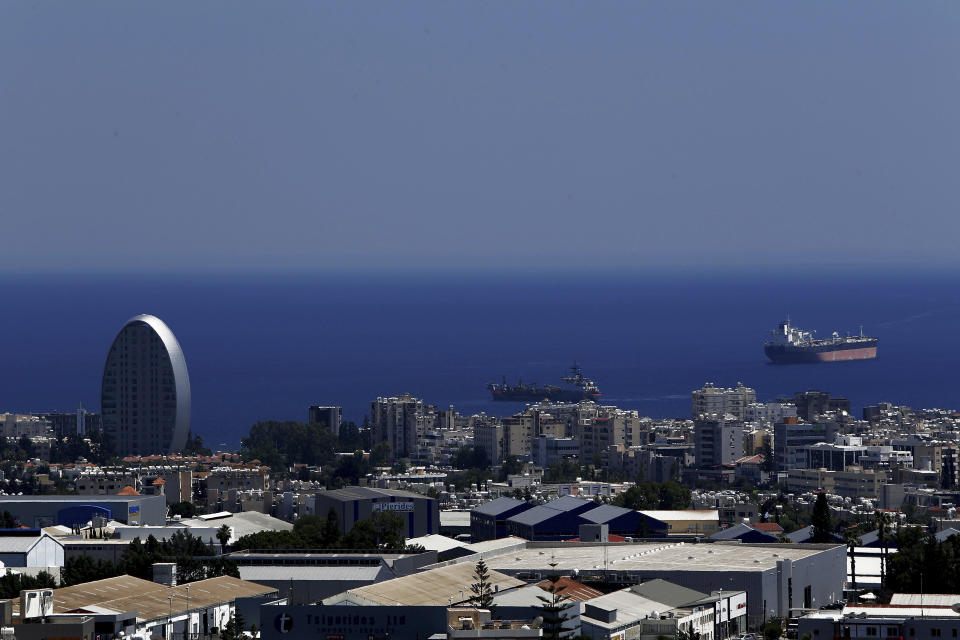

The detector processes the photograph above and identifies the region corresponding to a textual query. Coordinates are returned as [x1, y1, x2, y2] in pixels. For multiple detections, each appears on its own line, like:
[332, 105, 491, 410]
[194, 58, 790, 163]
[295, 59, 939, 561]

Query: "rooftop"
[485, 541, 838, 574]
[328, 561, 524, 606]
[12, 575, 277, 622]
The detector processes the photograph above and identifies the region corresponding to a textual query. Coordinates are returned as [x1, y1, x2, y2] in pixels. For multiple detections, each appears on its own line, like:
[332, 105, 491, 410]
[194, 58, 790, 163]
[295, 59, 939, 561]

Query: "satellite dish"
[950, 603, 960, 614]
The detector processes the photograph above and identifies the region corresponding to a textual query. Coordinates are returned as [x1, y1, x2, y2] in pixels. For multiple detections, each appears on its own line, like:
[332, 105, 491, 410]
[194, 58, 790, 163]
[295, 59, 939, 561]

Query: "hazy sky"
[2, 1, 957, 272]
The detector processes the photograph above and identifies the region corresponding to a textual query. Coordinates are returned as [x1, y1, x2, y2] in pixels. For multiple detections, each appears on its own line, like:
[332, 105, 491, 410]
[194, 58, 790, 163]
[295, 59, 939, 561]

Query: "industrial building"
[0, 494, 166, 527]
[259, 562, 531, 640]
[312, 487, 439, 539]
[480, 540, 846, 627]
[229, 549, 438, 603]
[799, 597, 960, 640]
[470, 496, 534, 541]
[0, 530, 64, 568]
[504, 495, 597, 541]
[10, 574, 279, 640]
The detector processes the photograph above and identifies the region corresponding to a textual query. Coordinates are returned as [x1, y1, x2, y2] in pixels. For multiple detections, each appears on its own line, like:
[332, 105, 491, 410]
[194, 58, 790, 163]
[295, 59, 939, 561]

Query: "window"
[866, 627, 878, 637]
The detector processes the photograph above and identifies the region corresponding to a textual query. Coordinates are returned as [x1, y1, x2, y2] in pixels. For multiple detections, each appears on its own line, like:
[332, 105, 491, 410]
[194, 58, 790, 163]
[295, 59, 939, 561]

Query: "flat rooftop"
[485, 541, 838, 574]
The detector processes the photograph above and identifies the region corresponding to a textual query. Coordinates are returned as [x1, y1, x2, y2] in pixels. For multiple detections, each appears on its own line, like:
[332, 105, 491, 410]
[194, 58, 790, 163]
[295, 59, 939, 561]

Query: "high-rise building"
[100, 314, 191, 456]
[792, 390, 851, 422]
[694, 416, 744, 467]
[370, 394, 433, 460]
[691, 382, 756, 421]
[773, 418, 833, 471]
[308, 405, 342, 436]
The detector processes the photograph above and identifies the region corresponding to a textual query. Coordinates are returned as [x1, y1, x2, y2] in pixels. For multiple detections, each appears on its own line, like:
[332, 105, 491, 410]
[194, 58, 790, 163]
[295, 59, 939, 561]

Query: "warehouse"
[11, 574, 279, 640]
[260, 562, 527, 640]
[579, 504, 669, 538]
[481, 540, 846, 627]
[0, 530, 64, 568]
[505, 495, 597, 541]
[470, 496, 534, 541]
[0, 495, 166, 527]
[313, 487, 438, 539]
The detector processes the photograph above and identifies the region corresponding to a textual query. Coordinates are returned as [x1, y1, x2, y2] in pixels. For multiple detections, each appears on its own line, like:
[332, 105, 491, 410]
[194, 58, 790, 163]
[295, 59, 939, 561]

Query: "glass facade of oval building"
[100, 314, 191, 456]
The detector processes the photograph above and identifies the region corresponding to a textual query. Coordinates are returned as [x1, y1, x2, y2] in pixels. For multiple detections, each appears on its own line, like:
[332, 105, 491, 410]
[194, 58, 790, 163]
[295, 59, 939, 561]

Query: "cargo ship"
[764, 319, 878, 364]
[488, 363, 602, 402]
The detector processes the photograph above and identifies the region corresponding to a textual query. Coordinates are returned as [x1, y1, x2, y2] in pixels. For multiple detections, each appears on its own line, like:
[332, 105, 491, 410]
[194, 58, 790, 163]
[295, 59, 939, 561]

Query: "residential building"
[792, 390, 851, 422]
[532, 435, 580, 468]
[694, 416, 743, 467]
[308, 405, 342, 436]
[774, 418, 832, 471]
[691, 382, 756, 421]
[370, 394, 434, 460]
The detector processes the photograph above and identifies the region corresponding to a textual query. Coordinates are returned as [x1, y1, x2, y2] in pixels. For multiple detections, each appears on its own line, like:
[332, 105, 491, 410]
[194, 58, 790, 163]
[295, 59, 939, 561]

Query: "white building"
[0, 532, 64, 568]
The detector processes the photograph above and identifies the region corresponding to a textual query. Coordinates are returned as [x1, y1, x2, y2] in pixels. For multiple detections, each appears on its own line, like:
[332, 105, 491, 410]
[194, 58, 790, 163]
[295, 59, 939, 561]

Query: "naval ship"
[764, 319, 878, 364]
[487, 363, 602, 402]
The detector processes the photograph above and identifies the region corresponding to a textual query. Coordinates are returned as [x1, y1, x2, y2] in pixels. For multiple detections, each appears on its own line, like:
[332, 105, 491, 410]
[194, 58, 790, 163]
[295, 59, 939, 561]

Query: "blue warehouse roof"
[473, 497, 529, 517]
[507, 497, 594, 527]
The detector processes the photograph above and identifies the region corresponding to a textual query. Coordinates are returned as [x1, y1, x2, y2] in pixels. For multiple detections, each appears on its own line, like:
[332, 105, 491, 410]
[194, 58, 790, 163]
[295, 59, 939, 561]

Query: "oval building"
[100, 314, 191, 455]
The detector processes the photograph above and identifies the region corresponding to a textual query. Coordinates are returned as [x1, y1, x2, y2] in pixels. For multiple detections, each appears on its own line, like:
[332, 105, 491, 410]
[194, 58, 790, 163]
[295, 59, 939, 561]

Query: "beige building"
[640, 509, 720, 535]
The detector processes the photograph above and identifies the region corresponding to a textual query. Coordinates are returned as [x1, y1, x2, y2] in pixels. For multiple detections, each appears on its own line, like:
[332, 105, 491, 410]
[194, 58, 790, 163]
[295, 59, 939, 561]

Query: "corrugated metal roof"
[640, 510, 718, 521]
[472, 497, 527, 517]
[629, 579, 708, 607]
[0, 533, 49, 553]
[238, 565, 391, 583]
[13, 574, 277, 621]
[579, 504, 633, 524]
[889, 594, 960, 607]
[339, 562, 524, 606]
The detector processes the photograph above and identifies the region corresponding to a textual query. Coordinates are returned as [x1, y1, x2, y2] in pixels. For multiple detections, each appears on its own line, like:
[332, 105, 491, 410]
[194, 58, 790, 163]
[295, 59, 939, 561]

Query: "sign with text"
[371, 502, 414, 512]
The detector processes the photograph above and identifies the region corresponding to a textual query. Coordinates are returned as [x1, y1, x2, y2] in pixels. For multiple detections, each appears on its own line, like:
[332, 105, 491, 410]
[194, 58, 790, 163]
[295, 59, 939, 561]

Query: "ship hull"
[490, 390, 601, 402]
[765, 342, 878, 364]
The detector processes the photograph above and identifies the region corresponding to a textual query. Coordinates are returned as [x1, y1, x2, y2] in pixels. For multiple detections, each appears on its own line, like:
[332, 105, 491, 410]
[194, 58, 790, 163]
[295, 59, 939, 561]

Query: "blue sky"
[2, 1, 957, 272]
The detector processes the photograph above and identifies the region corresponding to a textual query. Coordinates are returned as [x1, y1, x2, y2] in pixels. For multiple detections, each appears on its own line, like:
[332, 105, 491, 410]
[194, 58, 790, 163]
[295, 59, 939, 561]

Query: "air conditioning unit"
[20, 589, 53, 619]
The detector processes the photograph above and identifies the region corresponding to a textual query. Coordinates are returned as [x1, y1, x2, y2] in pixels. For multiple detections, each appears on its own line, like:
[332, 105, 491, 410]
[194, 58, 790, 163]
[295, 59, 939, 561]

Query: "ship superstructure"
[487, 363, 602, 402]
[764, 319, 878, 364]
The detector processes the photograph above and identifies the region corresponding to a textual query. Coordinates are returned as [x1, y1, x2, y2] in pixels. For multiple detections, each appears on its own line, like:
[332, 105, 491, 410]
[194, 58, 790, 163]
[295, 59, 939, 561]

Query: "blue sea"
[1, 270, 958, 449]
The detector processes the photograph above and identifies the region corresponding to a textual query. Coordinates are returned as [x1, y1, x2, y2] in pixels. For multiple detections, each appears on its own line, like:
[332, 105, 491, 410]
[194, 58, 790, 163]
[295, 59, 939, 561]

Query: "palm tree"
[875, 510, 892, 592]
[216, 524, 231, 549]
[844, 528, 862, 599]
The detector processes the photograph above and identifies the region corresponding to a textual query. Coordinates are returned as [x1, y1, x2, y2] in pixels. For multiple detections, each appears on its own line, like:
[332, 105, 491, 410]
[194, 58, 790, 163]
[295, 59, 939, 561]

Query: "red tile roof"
[536, 577, 604, 602]
[752, 522, 784, 533]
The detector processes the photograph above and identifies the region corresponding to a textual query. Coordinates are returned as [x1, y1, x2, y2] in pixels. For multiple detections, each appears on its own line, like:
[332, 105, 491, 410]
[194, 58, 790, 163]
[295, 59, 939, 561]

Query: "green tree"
[322, 508, 342, 548]
[220, 612, 245, 640]
[241, 420, 339, 469]
[0, 570, 56, 599]
[811, 493, 832, 543]
[536, 575, 572, 640]
[216, 525, 232, 548]
[763, 618, 783, 640]
[498, 456, 524, 481]
[370, 441, 392, 466]
[875, 510, 892, 591]
[843, 529, 862, 597]
[169, 501, 198, 518]
[62, 555, 121, 586]
[469, 559, 495, 615]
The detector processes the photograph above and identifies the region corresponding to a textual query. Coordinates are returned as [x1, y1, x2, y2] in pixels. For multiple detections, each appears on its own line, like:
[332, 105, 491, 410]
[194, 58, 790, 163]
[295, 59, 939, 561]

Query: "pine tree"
[535, 575, 571, 640]
[811, 492, 832, 543]
[469, 559, 495, 615]
[220, 612, 245, 640]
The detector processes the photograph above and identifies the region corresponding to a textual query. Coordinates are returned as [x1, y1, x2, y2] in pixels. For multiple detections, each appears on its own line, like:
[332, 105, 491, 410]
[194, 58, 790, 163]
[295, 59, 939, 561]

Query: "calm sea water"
[1, 270, 958, 448]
